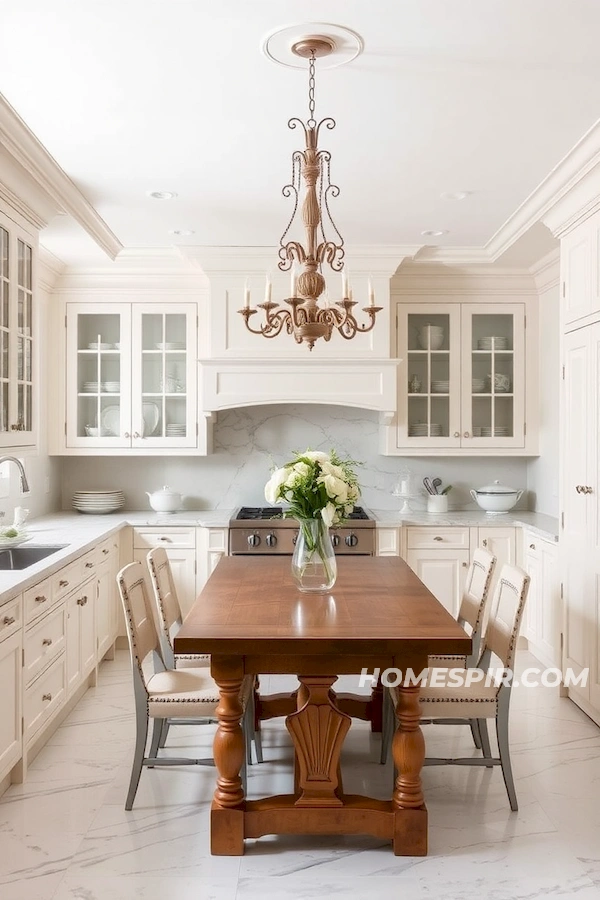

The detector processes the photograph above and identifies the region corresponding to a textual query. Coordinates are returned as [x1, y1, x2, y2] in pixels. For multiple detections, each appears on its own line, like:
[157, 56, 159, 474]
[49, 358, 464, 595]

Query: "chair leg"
[125, 706, 149, 811]
[496, 697, 518, 811]
[254, 725, 264, 764]
[158, 719, 170, 749]
[478, 718, 494, 767]
[469, 718, 482, 749]
[148, 717, 164, 764]
[380, 689, 393, 765]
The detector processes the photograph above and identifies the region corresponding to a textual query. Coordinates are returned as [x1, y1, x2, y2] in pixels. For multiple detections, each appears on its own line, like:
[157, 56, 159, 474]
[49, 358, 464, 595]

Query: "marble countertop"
[0, 507, 558, 606]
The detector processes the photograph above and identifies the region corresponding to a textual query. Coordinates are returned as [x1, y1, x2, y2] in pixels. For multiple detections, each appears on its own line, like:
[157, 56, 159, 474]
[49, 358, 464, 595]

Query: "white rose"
[348, 484, 360, 502]
[319, 473, 348, 503]
[344, 503, 354, 516]
[293, 461, 311, 477]
[303, 450, 330, 463]
[319, 461, 345, 480]
[264, 467, 288, 504]
[321, 502, 336, 527]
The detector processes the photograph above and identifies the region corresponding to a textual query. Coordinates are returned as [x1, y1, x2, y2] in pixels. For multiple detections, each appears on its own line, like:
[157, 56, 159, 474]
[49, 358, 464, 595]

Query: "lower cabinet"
[522, 532, 560, 667]
[196, 527, 228, 596]
[477, 526, 516, 601]
[96, 540, 120, 661]
[66, 578, 96, 698]
[0, 619, 22, 781]
[406, 548, 470, 617]
[132, 527, 197, 617]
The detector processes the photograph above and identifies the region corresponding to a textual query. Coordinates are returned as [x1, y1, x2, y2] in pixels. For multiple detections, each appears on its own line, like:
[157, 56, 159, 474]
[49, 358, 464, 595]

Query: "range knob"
[247, 533, 261, 547]
[331, 534, 340, 548]
[345, 533, 358, 548]
[265, 533, 277, 547]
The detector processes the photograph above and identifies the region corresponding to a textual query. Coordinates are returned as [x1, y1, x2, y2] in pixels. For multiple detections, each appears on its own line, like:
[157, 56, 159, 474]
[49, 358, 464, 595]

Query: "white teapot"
[146, 485, 182, 513]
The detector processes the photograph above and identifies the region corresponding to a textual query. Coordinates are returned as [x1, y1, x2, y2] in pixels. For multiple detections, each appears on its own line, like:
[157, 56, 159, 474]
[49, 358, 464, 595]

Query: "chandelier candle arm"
[239, 37, 383, 350]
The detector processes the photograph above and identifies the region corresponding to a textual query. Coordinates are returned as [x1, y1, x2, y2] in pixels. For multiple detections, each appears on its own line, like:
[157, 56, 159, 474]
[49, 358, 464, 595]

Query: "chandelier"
[239, 36, 382, 351]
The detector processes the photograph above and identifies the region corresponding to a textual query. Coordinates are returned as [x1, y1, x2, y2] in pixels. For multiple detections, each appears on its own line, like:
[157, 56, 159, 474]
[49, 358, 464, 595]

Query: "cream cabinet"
[62, 303, 202, 453]
[389, 301, 535, 455]
[66, 578, 96, 698]
[561, 210, 600, 327]
[477, 525, 516, 603]
[562, 322, 600, 720]
[376, 527, 400, 556]
[0, 209, 36, 448]
[522, 532, 559, 667]
[0, 597, 22, 782]
[96, 538, 120, 661]
[133, 527, 197, 618]
[404, 527, 471, 617]
[196, 527, 228, 596]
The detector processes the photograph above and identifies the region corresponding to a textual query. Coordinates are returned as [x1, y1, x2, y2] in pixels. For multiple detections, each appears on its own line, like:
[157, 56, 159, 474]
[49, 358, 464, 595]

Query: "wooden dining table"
[174, 555, 471, 856]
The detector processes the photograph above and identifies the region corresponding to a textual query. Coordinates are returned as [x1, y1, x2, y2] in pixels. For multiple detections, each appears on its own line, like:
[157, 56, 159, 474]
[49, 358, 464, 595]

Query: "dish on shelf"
[477, 336, 509, 351]
[142, 402, 160, 437]
[84, 425, 99, 437]
[155, 342, 185, 351]
[431, 381, 450, 393]
[104, 382, 120, 393]
[408, 423, 442, 437]
[87, 342, 114, 350]
[100, 405, 121, 436]
[472, 378, 486, 392]
[83, 382, 100, 392]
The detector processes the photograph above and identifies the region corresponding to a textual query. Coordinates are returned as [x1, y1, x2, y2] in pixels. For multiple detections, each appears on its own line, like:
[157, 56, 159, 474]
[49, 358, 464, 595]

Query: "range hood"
[199, 358, 399, 418]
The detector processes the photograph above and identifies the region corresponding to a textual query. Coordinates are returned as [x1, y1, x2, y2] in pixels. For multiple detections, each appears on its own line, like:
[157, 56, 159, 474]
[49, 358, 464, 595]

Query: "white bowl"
[84, 425, 99, 437]
[470, 482, 523, 514]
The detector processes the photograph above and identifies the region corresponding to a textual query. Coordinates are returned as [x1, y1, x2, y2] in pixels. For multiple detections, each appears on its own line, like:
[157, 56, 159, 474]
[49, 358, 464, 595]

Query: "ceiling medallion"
[239, 31, 380, 351]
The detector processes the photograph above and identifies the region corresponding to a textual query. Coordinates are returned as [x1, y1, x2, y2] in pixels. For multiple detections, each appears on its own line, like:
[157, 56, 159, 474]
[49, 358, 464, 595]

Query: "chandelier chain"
[307, 52, 316, 127]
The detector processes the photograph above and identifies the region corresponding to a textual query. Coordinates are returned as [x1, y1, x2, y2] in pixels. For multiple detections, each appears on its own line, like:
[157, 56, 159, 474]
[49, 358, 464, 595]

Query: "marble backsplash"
[60, 404, 531, 513]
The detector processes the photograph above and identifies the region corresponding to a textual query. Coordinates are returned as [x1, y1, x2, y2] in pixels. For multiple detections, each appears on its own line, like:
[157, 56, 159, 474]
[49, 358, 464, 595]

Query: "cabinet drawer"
[407, 527, 470, 550]
[133, 527, 196, 550]
[51, 558, 85, 604]
[96, 536, 119, 563]
[24, 577, 54, 624]
[0, 595, 22, 640]
[523, 531, 541, 559]
[24, 652, 66, 740]
[24, 604, 66, 685]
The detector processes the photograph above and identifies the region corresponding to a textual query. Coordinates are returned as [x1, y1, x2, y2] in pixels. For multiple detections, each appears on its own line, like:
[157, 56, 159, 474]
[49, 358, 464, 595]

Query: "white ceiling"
[1, 0, 600, 265]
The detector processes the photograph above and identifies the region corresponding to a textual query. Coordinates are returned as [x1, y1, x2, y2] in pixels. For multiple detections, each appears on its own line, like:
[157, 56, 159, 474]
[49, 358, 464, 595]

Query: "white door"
[461, 305, 526, 449]
[588, 324, 600, 710]
[562, 328, 592, 700]
[397, 305, 461, 449]
[134, 548, 196, 618]
[130, 305, 198, 449]
[66, 303, 132, 448]
[406, 549, 470, 618]
[0, 631, 22, 778]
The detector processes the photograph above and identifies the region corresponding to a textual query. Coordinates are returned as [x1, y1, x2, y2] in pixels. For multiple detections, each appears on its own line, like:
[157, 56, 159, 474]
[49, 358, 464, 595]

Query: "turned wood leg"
[392, 683, 427, 855]
[211, 667, 246, 855]
[286, 675, 351, 808]
[371, 674, 383, 733]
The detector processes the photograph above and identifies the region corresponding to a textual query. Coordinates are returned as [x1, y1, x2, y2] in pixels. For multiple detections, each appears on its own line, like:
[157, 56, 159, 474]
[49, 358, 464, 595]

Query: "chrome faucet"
[0, 456, 30, 493]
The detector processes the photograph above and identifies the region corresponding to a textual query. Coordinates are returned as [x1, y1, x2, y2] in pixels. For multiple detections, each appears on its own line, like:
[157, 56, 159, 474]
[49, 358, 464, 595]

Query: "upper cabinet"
[561, 209, 600, 329]
[0, 210, 36, 449]
[383, 296, 537, 456]
[58, 302, 207, 454]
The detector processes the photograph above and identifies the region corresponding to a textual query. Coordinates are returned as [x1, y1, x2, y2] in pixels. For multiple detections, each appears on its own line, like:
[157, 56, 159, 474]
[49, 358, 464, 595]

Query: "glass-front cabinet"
[0, 211, 36, 448]
[397, 302, 526, 452]
[66, 303, 197, 450]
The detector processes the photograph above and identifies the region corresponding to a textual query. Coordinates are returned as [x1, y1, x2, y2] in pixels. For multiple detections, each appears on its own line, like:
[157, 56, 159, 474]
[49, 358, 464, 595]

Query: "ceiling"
[1, 0, 600, 266]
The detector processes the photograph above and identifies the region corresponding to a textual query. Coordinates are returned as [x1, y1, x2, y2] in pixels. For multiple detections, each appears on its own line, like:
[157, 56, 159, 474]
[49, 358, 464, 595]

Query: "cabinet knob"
[529, 543, 536, 550]
[77, 595, 87, 606]
[482, 539, 488, 547]
[102, 549, 109, 555]
[453, 431, 460, 438]
[59, 580, 69, 588]
[585, 485, 593, 494]
[124, 432, 131, 439]
[42, 693, 52, 702]
[463, 431, 470, 438]
[133, 431, 141, 439]
[85, 561, 94, 568]
[42, 637, 53, 646]
[158, 536, 171, 542]
[575, 485, 582, 493]
[433, 536, 443, 542]
[35, 594, 48, 603]
[462, 562, 468, 568]
[2, 615, 15, 625]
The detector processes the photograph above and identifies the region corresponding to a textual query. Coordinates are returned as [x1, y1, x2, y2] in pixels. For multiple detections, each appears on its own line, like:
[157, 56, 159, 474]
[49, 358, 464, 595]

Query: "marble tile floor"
[1, 650, 600, 900]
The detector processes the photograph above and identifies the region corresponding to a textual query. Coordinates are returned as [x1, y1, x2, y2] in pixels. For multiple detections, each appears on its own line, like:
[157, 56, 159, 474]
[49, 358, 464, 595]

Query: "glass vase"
[291, 518, 337, 593]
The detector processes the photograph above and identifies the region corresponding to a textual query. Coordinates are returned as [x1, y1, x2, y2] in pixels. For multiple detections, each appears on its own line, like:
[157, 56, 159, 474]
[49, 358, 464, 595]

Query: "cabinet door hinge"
[524, 422, 527, 436]
[21, 716, 25, 735]
[194, 559, 197, 575]
[196, 422, 198, 437]
[524, 315, 527, 328]
[64, 422, 67, 436]
[562, 364, 565, 380]
[64, 315, 67, 328]
[561, 511, 564, 529]
[21, 647, 25, 667]
[562, 281, 566, 298]
[560, 582, 564, 600]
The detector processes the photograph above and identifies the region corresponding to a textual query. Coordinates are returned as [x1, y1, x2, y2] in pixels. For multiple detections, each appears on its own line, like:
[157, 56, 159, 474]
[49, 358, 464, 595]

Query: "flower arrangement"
[265, 449, 361, 525]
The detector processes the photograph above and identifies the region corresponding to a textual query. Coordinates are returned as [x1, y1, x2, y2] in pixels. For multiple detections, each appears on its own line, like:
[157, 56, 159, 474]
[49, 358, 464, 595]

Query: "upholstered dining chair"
[385, 562, 530, 811]
[380, 547, 496, 763]
[146, 546, 263, 763]
[117, 561, 254, 810]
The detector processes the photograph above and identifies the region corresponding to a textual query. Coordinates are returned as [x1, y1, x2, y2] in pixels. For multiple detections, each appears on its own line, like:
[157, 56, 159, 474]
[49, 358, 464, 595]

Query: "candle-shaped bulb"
[265, 273, 272, 303]
[244, 281, 250, 309]
[342, 269, 349, 299]
[368, 278, 375, 306]
[290, 266, 298, 298]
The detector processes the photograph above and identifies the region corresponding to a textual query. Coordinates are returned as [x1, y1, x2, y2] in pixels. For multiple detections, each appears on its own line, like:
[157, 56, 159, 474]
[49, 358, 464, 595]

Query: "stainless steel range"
[229, 507, 376, 556]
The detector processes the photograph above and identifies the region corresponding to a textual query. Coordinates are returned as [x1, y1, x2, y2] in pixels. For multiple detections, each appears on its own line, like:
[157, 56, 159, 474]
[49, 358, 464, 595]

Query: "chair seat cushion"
[174, 653, 211, 669]
[147, 669, 253, 718]
[390, 669, 499, 718]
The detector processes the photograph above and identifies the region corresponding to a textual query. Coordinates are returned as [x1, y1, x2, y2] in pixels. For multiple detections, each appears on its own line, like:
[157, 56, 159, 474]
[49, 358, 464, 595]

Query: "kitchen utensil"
[146, 485, 182, 513]
[432, 477, 442, 494]
[423, 477, 435, 495]
[470, 480, 523, 514]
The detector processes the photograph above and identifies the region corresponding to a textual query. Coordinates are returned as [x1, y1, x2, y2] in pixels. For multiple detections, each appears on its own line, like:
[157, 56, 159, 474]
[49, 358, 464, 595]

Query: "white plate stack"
[72, 490, 125, 514]
[166, 424, 186, 437]
[477, 336, 509, 351]
[408, 423, 442, 437]
[472, 378, 486, 392]
[431, 380, 449, 393]
[474, 426, 510, 437]
[83, 381, 100, 393]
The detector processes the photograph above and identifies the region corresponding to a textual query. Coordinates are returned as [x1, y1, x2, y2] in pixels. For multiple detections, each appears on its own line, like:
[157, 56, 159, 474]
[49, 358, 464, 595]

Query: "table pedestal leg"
[212, 673, 245, 855]
[392, 684, 427, 855]
[287, 675, 351, 808]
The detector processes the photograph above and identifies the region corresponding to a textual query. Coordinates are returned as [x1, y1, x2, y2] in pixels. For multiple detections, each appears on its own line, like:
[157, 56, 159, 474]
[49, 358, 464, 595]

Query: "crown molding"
[529, 248, 560, 293]
[485, 118, 600, 254]
[0, 182, 46, 231]
[38, 246, 66, 293]
[0, 94, 123, 259]
[411, 245, 491, 265]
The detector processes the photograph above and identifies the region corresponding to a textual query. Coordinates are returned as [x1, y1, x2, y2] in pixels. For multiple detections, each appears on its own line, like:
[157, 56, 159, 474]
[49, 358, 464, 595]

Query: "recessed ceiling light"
[169, 229, 195, 236]
[421, 229, 449, 237]
[440, 191, 471, 201]
[147, 191, 178, 200]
